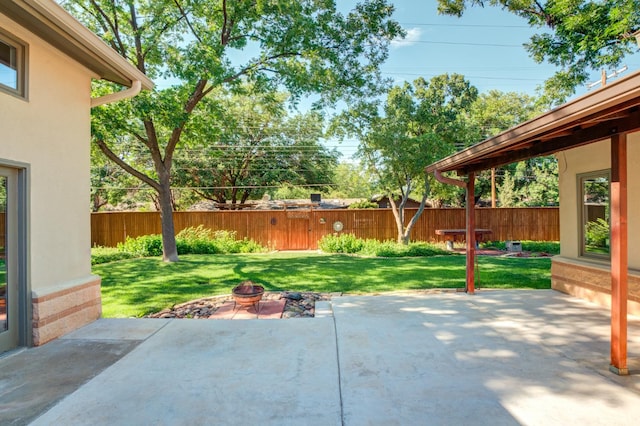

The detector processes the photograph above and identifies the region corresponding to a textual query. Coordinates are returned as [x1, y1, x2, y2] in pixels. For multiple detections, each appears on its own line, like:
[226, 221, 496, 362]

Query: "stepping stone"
[208, 299, 286, 320]
[256, 299, 286, 319]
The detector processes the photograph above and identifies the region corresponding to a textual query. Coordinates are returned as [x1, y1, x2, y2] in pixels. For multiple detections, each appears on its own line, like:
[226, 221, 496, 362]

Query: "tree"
[513, 157, 559, 206]
[336, 74, 478, 244]
[497, 169, 518, 207]
[437, 0, 640, 105]
[462, 90, 541, 203]
[328, 162, 378, 199]
[90, 141, 150, 212]
[65, 0, 403, 261]
[172, 89, 338, 209]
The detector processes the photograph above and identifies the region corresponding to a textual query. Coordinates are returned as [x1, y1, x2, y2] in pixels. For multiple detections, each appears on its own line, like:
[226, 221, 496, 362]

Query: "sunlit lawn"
[93, 252, 552, 318]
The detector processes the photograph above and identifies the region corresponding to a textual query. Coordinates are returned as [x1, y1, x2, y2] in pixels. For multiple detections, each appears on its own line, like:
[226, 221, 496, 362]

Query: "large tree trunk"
[389, 180, 431, 245]
[158, 172, 179, 262]
[388, 196, 407, 245]
[400, 181, 431, 245]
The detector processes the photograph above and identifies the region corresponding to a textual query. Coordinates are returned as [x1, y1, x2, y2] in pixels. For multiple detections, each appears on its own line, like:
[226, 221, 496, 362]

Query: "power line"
[92, 183, 337, 190]
[399, 22, 529, 29]
[380, 72, 543, 82]
[402, 40, 522, 47]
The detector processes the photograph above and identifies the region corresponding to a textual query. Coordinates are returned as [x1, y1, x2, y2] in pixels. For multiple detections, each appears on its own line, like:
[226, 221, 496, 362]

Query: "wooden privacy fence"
[91, 207, 559, 250]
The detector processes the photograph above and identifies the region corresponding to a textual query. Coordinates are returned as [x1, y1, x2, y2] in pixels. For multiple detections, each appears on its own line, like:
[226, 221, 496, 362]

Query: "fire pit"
[232, 281, 265, 306]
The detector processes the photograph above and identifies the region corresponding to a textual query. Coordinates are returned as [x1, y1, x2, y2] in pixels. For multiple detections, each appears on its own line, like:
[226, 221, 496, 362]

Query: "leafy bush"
[585, 218, 609, 249]
[117, 234, 163, 257]
[405, 243, 450, 257]
[481, 240, 560, 254]
[521, 241, 560, 254]
[319, 234, 449, 257]
[176, 225, 219, 254]
[91, 247, 136, 265]
[348, 200, 378, 209]
[115, 226, 267, 258]
[318, 233, 364, 253]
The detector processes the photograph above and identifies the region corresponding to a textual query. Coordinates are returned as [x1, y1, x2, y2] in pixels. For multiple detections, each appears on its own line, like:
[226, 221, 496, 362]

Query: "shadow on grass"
[93, 253, 551, 317]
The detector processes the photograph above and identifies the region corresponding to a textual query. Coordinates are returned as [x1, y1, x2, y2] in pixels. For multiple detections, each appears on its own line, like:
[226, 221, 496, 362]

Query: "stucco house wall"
[552, 131, 640, 314]
[0, 12, 100, 345]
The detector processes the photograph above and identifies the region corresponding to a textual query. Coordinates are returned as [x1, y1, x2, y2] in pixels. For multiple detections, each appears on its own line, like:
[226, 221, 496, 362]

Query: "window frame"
[0, 29, 28, 100]
[577, 169, 611, 260]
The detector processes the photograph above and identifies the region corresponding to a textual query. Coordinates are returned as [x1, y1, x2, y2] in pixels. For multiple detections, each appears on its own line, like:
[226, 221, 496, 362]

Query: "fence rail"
[91, 207, 560, 250]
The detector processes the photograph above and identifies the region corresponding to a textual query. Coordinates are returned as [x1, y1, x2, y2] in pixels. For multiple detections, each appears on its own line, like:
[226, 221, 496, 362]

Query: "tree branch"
[128, 1, 146, 74]
[87, 0, 127, 56]
[164, 79, 209, 167]
[172, 0, 204, 44]
[95, 138, 160, 191]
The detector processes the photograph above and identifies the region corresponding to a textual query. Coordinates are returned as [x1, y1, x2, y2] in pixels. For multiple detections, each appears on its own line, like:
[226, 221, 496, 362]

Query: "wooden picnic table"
[435, 228, 492, 250]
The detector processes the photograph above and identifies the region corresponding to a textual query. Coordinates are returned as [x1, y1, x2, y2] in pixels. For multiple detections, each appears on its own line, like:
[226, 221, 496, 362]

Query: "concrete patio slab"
[61, 317, 171, 341]
[332, 290, 640, 425]
[30, 317, 341, 425]
[0, 339, 140, 426]
[2, 290, 640, 425]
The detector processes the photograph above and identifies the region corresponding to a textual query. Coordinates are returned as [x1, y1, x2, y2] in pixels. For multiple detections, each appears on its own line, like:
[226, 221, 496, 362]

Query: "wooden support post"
[466, 173, 476, 294]
[491, 168, 496, 208]
[610, 133, 629, 375]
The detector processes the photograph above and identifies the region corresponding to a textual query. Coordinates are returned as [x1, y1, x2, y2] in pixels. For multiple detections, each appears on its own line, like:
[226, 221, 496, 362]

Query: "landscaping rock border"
[146, 291, 336, 319]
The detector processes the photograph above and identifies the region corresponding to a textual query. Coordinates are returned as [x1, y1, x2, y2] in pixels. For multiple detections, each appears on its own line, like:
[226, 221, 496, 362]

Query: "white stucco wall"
[558, 131, 640, 268]
[0, 14, 96, 295]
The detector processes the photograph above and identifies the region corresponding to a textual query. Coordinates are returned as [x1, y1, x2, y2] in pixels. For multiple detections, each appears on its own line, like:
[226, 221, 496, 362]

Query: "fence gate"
[286, 210, 310, 250]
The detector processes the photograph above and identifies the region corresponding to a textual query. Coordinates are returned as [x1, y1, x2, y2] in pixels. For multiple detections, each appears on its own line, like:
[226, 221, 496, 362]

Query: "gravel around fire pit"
[146, 291, 336, 319]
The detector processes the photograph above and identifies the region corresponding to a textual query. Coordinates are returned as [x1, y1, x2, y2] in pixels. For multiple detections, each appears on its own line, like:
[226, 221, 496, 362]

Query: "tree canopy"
[65, 0, 403, 261]
[172, 88, 339, 209]
[335, 74, 478, 243]
[437, 0, 640, 105]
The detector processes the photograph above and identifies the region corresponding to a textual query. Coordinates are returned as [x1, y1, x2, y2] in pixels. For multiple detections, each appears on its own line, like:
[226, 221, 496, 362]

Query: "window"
[0, 30, 26, 98]
[579, 170, 610, 258]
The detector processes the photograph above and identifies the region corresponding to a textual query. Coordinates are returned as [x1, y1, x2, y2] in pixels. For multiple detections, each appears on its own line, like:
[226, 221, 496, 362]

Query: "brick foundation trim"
[32, 277, 102, 346]
[551, 257, 640, 315]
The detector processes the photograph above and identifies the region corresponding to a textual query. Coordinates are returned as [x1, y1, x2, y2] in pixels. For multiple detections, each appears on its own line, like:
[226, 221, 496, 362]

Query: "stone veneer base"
[551, 257, 640, 316]
[31, 276, 102, 346]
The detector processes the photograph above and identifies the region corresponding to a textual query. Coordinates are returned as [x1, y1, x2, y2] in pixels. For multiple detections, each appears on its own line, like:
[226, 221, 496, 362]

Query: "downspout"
[91, 80, 142, 108]
[433, 169, 476, 294]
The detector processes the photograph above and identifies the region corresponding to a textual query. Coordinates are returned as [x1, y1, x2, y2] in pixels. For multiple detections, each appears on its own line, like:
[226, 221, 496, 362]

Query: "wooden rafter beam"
[457, 108, 640, 174]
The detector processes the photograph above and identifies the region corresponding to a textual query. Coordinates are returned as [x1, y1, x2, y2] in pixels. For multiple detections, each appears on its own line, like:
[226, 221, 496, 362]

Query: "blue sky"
[330, 0, 640, 160]
[378, 0, 639, 94]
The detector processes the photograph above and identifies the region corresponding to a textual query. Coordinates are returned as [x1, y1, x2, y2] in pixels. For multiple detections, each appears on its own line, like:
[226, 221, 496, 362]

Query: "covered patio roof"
[425, 68, 640, 376]
[426, 68, 640, 175]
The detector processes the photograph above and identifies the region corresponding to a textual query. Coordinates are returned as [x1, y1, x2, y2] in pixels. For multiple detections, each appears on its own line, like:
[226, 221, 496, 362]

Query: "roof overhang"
[0, 0, 153, 90]
[426, 68, 640, 176]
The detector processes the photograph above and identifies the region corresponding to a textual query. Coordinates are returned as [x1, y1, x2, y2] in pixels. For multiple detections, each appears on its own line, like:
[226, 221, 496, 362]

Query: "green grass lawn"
[93, 252, 552, 318]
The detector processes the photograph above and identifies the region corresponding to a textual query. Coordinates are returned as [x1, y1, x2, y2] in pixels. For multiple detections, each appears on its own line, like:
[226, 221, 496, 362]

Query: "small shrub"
[176, 224, 215, 241]
[176, 225, 219, 254]
[521, 241, 560, 254]
[319, 234, 449, 257]
[91, 246, 136, 265]
[481, 240, 560, 254]
[348, 200, 378, 209]
[210, 230, 243, 253]
[112, 228, 265, 258]
[363, 240, 400, 257]
[405, 243, 449, 257]
[318, 233, 364, 253]
[585, 218, 609, 248]
[117, 234, 163, 257]
[237, 238, 265, 253]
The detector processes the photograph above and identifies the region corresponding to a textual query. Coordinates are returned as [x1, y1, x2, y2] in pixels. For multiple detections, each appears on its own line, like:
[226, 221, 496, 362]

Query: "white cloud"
[390, 27, 422, 48]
